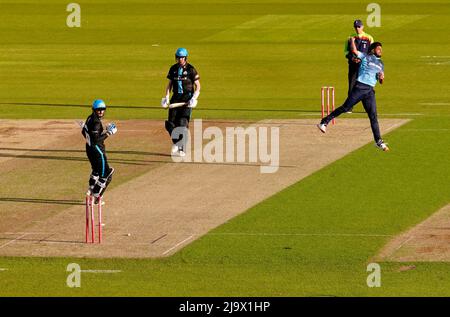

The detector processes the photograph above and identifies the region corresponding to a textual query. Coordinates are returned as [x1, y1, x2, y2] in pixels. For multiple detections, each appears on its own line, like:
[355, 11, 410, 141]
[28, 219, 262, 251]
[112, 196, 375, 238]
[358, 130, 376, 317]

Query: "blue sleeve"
[356, 51, 366, 59]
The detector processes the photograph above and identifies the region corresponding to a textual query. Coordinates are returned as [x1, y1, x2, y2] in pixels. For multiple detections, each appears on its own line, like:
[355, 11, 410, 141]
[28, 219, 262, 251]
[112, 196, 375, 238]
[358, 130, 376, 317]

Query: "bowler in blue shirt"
[318, 41, 389, 152]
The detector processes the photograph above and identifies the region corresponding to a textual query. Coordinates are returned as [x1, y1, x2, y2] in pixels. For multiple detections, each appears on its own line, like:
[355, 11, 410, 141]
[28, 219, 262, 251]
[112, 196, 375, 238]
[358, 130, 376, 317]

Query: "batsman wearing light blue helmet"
[161, 47, 201, 157]
[81, 99, 117, 203]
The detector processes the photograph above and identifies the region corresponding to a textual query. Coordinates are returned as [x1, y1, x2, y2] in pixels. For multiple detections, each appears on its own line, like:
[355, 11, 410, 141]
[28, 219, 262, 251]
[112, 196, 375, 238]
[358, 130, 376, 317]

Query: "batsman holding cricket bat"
[161, 47, 201, 157]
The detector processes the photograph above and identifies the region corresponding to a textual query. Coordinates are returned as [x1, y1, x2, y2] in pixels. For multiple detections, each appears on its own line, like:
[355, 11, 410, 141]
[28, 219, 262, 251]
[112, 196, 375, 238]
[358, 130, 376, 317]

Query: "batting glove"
[106, 123, 117, 136]
[161, 96, 169, 108]
[188, 98, 198, 108]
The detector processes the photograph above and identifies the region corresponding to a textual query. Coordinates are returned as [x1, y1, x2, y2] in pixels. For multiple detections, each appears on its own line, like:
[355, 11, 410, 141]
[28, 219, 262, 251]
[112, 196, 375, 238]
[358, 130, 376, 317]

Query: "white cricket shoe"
[171, 144, 179, 154]
[317, 123, 327, 133]
[178, 150, 186, 157]
[376, 140, 390, 152]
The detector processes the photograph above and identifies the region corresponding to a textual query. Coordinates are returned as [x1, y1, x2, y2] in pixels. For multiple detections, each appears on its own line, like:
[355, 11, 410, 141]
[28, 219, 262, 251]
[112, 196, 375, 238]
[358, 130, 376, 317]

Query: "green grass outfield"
[1, 0, 450, 296]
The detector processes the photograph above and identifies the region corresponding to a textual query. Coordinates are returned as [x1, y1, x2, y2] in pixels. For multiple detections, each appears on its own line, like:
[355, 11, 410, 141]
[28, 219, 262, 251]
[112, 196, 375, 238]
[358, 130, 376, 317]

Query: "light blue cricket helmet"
[175, 47, 188, 58]
[92, 99, 106, 110]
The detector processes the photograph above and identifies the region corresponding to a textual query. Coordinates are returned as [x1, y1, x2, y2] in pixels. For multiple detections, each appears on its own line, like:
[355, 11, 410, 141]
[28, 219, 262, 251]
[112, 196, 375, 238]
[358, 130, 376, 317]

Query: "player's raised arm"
[351, 37, 367, 60]
[350, 36, 359, 55]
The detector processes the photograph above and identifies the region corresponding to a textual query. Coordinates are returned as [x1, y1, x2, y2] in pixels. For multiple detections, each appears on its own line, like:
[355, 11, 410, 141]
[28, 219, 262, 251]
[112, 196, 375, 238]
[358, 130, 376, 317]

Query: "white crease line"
[426, 62, 450, 65]
[163, 235, 194, 255]
[378, 113, 422, 116]
[401, 128, 450, 131]
[384, 120, 409, 133]
[298, 113, 422, 116]
[80, 270, 122, 274]
[388, 235, 414, 258]
[288, 113, 319, 116]
[419, 103, 450, 106]
[0, 268, 8, 271]
[420, 56, 450, 58]
[208, 232, 393, 237]
[280, 113, 422, 116]
[0, 233, 28, 249]
[113, 129, 158, 132]
[2, 232, 49, 235]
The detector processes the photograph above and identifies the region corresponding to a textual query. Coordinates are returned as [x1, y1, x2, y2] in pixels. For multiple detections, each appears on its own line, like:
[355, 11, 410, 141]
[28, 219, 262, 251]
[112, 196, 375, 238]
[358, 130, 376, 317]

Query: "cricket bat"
[168, 102, 187, 109]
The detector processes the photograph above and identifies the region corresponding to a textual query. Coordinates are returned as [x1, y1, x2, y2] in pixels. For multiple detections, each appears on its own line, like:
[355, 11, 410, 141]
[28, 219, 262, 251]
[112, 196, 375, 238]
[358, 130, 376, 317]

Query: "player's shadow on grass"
[0, 151, 295, 168]
[0, 150, 173, 166]
[0, 153, 153, 166]
[0, 147, 172, 157]
[0, 235, 82, 245]
[0, 197, 84, 206]
[1, 102, 321, 113]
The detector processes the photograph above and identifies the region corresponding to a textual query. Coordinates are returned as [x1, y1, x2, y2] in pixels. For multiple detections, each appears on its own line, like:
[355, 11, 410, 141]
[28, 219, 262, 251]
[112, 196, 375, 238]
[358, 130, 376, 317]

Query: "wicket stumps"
[321, 86, 335, 125]
[85, 194, 102, 243]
